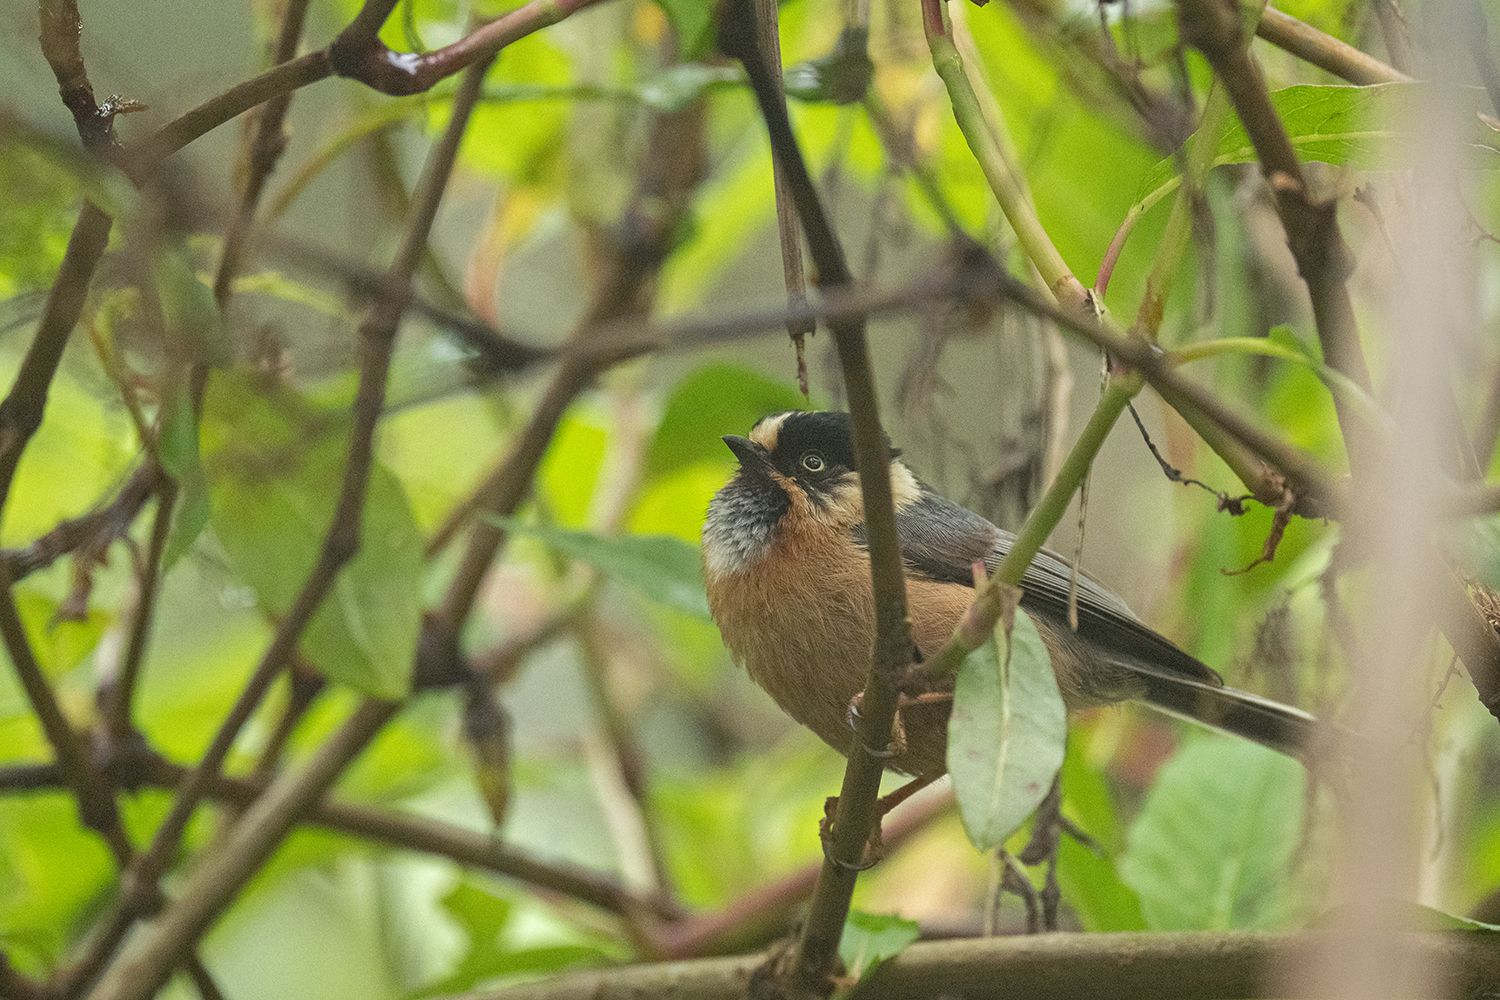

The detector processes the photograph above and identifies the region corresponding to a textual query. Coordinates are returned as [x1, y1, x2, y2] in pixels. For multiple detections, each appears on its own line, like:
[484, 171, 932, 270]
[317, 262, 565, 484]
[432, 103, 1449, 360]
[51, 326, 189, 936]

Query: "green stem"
[1135, 84, 1230, 339]
[1170, 337, 1386, 428]
[995, 375, 1141, 585]
[919, 376, 1140, 680]
[925, 5, 1086, 312]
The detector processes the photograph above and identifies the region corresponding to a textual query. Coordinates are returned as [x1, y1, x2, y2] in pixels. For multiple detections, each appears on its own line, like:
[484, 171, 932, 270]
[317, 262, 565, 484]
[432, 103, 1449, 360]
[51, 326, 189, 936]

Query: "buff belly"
[704, 517, 1146, 777]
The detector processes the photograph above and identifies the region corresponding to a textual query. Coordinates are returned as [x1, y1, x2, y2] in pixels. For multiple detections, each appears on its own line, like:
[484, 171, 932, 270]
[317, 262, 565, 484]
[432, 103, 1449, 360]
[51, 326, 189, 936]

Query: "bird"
[701, 409, 1318, 809]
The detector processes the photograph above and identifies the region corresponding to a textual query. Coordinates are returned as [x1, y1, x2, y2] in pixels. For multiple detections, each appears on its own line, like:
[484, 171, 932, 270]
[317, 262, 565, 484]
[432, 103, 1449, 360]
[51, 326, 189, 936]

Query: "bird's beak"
[722, 435, 766, 468]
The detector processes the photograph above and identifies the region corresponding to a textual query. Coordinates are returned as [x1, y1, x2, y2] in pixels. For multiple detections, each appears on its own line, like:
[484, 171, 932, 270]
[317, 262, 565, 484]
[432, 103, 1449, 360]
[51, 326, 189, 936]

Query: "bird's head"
[702, 410, 913, 578]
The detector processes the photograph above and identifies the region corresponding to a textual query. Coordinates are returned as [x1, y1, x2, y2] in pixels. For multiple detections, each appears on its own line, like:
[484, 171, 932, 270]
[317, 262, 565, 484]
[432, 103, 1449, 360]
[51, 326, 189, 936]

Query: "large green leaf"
[1119, 735, 1313, 930]
[202, 375, 424, 699]
[646, 364, 806, 478]
[946, 606, 1067, 852]
[499, 520, 710, 620]
[1135, 84, 1500, 221]
[1055, 737, 1146, 931]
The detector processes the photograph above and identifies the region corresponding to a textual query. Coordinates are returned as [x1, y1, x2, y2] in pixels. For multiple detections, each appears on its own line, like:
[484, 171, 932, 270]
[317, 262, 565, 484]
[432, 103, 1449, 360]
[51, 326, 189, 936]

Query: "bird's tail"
[1125, 662, 1322, 760]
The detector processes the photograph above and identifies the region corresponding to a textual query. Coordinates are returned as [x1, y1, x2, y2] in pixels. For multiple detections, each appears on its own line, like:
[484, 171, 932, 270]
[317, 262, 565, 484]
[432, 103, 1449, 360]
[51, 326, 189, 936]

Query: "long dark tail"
[1125, 662, 1322, 760]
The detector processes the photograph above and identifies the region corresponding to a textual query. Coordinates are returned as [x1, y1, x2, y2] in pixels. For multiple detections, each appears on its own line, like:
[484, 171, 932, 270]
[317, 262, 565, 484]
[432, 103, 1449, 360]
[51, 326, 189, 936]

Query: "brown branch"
[125, 51, 332, 178]
[37, 0, 130, 156]
[328, 0, 614, 95]
[70, 55, 497, 999]
[0, 748, 679, 924]
[722, 2, 916, 993]
[752, 0, 814, 394]
[0, 463, 160, 583]
[1255, 7, 1409, 85]
[0, 565, 128, 859]
[211, 0, 314, 305]
[448, 931, 1500, 1000]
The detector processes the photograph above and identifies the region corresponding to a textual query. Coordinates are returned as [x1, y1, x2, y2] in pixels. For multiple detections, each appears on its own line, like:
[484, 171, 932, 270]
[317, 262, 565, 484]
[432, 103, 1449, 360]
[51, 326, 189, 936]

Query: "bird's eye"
[800, 451, 826, 473]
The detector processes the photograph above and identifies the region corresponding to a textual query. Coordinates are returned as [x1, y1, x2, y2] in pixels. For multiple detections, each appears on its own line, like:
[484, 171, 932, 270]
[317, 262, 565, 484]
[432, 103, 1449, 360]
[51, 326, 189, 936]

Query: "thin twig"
[0, 204, 112, 511]
[328, 0, 615, 95]
[102, 486, 175, 739]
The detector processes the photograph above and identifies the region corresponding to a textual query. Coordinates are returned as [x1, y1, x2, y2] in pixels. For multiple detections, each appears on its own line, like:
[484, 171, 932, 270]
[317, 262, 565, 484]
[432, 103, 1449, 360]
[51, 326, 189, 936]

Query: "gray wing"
[891, 488, 1222, 687]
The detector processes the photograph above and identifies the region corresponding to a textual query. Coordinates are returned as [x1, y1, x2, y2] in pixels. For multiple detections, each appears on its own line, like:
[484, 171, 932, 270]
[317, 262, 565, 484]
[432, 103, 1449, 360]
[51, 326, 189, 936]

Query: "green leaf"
[157, 375, 209, 567]
[1119, 735, 1314, 930]
[1135, 83, 1500, 227]
[836, 910, 919, 990]
[420, 880, 619, 996]
[153, 246, 230, 367]
[946, 606, 1067, 852]
[1054, 738, 1146, 931]
[202, 375, 424, 699]
[498, 520, 711, 620]
[654, 0, 716, 59]
[646, 364, 806, 478]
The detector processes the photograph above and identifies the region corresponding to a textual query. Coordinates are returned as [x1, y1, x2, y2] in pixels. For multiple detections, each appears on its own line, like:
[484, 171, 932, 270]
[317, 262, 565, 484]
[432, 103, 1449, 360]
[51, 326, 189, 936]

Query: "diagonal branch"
[328, 0, 615, 95]
[1255, 7, 1408, 85]
[0, 204, 112, 513]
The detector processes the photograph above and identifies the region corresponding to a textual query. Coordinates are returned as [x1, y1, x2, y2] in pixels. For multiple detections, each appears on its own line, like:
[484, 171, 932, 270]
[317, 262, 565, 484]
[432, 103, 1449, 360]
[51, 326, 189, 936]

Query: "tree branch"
[444, 931, 1500, 1000]
[1255, 7, 1408, 85]
[0, 204, 112, 512]
[721, 3, 915, 993]
[328, 0, 614, 95]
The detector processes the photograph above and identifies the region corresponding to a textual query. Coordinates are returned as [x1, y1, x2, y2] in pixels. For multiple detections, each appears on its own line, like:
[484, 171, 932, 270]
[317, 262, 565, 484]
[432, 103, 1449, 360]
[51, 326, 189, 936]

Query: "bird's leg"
[876, 771, 939, 817]
[821, 769, 941, 871]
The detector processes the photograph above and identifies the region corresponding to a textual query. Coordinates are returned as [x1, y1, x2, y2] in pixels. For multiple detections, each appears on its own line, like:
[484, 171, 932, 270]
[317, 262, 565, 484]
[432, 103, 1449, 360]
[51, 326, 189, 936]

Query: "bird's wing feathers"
[890, 488, 1222, 687]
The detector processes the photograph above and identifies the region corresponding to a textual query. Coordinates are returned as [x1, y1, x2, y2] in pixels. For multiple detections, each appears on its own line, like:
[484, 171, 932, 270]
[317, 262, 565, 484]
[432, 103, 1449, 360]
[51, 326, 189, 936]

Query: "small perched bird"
[702, 410, 1316, 791]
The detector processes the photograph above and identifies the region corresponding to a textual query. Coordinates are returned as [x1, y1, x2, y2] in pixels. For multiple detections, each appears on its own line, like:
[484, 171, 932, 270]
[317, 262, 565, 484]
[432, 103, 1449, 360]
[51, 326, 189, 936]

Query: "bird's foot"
[819, 773, 938, 872]
[819, 796, 881, 871]
[843, 692, 908, 759]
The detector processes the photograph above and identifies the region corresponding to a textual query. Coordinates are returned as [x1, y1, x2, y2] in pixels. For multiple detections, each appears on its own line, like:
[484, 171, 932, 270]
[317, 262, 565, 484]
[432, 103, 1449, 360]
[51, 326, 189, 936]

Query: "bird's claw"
[844, 692, 910, 760]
